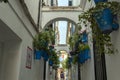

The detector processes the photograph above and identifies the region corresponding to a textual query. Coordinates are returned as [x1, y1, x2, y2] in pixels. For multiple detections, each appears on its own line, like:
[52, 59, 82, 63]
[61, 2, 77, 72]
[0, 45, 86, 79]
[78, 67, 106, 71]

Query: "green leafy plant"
[33, 31, 50, 50]
[45, 27, 55, 45]
[78, 1, 120, 54]
[49, 50, 60, 66]
[78, 44, 90, 52]
[69, 33, 79, 50]
[49, 29, 55, 45]
[72, 55, 78, 64]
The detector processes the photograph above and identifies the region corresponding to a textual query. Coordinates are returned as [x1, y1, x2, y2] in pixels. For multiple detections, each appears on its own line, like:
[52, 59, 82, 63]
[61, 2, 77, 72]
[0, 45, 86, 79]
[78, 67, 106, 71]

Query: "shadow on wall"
[0, 19, 21, 80]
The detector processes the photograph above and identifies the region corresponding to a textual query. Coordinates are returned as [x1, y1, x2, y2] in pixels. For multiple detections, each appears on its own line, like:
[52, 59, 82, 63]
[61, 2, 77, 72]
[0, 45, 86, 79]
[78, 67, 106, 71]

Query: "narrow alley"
[0, 0, 120, 80]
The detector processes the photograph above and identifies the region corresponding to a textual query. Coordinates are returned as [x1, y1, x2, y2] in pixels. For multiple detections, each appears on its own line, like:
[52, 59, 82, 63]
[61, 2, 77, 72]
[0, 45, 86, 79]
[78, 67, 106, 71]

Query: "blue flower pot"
[42, 51, 49, 61]
[94, 8, 113, 34]
[35, 50, 43, 60]
[94, 0, 107, 4]
[82, 33, 88, 43]
[49, 60, 53, 66]
[78, 51, 85, 64]
[84, 49, 91, 61]
[112, 15, 119, 30]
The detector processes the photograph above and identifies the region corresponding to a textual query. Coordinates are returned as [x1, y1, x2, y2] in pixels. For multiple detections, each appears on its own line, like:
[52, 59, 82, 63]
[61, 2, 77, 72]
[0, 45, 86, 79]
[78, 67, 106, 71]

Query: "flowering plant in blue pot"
[112, 15, 119, 30]
[33, 31, 50, 60]
[48, 50, 60, 66]
[33, 31, 50, 50]
[78, 1, 120, 54]
[34, 50, 43, 60]
[93, 8, 113, 34]
[49, 60, 53, 66]
[94, 0, 107, 4]
[42, 51, 49, 61]
[81, 31, 88, 43]
[78, 44, 90, 64]
[78, 50, 85, 64]
[84, 44, 91, 60]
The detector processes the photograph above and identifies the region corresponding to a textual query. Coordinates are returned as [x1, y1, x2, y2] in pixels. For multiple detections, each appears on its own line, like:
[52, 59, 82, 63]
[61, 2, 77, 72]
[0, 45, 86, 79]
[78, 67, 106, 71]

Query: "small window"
[68, 0, 72, 6]
[51, 0, 53, 6]
[58, 0, 80, 7]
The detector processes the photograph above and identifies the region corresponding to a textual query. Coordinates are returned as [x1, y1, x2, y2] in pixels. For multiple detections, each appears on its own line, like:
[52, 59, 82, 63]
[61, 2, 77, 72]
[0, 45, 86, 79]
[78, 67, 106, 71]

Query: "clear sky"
[58, 0, 68, 6]
[58, 21, 67, 44]
[57, 0, 68, 44]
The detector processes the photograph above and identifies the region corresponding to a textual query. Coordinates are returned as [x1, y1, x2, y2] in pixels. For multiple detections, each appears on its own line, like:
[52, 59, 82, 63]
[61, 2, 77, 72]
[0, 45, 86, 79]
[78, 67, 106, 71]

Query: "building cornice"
[19, 0, 39, 32]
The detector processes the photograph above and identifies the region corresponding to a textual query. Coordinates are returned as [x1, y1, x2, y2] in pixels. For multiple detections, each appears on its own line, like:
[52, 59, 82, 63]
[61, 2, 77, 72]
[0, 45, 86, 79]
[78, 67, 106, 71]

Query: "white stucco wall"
[41, 7, 82, 28]
[83, 0, 120, 80]
[73, 0, 81, 6]
[55, 45, 69, 53]
[0, 1, 37, 37]
[46, 61, 50, 80]
[80, 26, 95, 80]
[44, 0, 57, 6]
[105, 0, 120, 80]
[84, 0, 95, 11]
[1, 41, 21, 80]
[24, 0, 39, 24]
[71, 64, 78, 80]
[52, 69, 56, 80]
[0, 0, 44, 80]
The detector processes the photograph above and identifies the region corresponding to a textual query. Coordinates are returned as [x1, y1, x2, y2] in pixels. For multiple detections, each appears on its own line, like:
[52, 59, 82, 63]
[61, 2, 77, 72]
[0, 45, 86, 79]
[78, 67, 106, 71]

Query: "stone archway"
[43, 17, 77, 29]
[41, 9, 82, 29]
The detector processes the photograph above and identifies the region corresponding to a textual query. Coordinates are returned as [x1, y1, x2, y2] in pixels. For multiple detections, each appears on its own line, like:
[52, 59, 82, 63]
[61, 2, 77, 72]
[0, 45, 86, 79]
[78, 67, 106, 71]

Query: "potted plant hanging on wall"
[84, 44, 91, 60]
[86, 1, 120, 34]
[81, 30, 88, 43]
[78, 43, 90, 64]
[49, 60, 53, 66]
[93, 2, 119, 34]
[94, 0, 107, 4]
[78, 1, 120, 54]
[33, 31, 50, 60]
[48, 49, 59, 67]
[94, 8, 113, 34]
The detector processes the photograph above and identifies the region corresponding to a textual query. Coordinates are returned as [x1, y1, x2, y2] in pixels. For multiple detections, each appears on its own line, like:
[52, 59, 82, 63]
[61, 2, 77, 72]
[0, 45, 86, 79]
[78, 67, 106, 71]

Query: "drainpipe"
[37, 0, 42, 30]
[93, 40, 107, 80]
[78, 57, 81, 80]
[43, 60, 46, 80]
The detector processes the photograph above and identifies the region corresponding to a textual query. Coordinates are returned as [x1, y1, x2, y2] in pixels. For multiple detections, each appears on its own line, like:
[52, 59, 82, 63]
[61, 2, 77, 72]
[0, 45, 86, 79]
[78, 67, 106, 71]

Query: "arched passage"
[44, 17, 77, 29]
[41, 9, 82, 29]
[43, 17, 77, 45]
[55, 45, 70, 54]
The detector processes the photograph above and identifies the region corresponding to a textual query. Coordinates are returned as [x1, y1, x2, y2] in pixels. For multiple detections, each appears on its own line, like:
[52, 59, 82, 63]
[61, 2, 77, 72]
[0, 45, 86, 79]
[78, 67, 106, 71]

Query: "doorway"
[0, 19, 21, 80]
